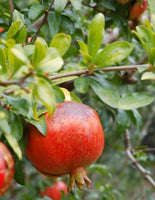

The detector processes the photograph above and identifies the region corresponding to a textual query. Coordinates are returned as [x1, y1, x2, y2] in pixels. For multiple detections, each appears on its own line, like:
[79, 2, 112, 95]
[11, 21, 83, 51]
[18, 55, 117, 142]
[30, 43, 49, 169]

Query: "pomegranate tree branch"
[0, 71, 33, 93]
[32, 0, 54, 42]
[124, 130, 155, 188]
[49, 64, 149, 80]
[1, 64, 149, 95]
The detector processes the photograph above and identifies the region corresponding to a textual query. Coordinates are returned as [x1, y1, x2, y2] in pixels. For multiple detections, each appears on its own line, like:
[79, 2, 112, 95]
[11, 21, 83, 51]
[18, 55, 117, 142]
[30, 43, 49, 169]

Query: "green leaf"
[77, 40, 93, 64]
[10, 113, 23, 141]
[8, 45, 30, 77]
[70, 0, 82, 10]
[4, 132, 22, 160]
[74, 77, 89, 94]
[29, 4, 45, 20]
[36, 47, 64, 73]
[2, 94, 29, 116]
[70, 92, 82, 103]
[141, 71, 155, 80]
[117, 110, 130, 133]
[53, 86, 65, 103]
[94, 41, 134, 68]
[88, 164, 108, 176]
[26, 115, 47, 136]
[15, 25, 27, 44]
[11, 46, 30, 66]
[50, 33, 71, 56]
[6, 21, 22, 40]
[148, 0, 155, 31]
[12, 10, 24, 26]
[118, 92, 154, 110]
[35, 76, 56, 116]
[88, 13, 105, 58]
[14, 160, 25, 185]
[54, 0, 68, 12]
[149, 47, 155, 65]
[33, 37, 47, 66]
[48, 13, 61, 37]
[90, 79, 120, 108]
[0, 46, 7, 75]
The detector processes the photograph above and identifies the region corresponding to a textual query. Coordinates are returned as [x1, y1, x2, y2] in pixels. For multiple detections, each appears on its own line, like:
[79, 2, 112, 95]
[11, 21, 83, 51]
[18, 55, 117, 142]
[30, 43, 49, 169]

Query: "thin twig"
[49, 64, 149, 80]
[0, 64, 150, 95]
[136, 148, 155, 152]
[124, 130, 155, 188]
[0, 71, 33, 93]
[32, 0, 54, 42]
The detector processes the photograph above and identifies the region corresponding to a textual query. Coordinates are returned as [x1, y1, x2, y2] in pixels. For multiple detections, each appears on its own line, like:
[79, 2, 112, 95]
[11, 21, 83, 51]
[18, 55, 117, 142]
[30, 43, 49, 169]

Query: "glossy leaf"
[141, 71, 155, 80]
[50, 33, 71, 56]
[10, 113, 23, 141]
[118, 92, 154, 110]
[15, 25, 27, 44]
[74, 77, 89, 94]
[90, 79, 120, 108]
[94, 41, 134, 68]
[26, 115, 47, 136]
[149, 47, 155, 65]
[77, 40, 93, 64]
[12, 10, 24, 27]
[53, 86, 65, 103]
[2, 94, 29, 116]
[33, 37, 47, 66]
[4, 132, 22, 160]
[6, 21, 21, 40]
[29, 4, 44, 20]
[36, 47, 64, 73]
[11, 46, 30, 66]
[88, 13, 105, 57]
[70, 0, 82, 10]
[54, 0, 68, 12]
[48, 13, 61, 37]
[14, 160, 25, 185]
[0, 46, 7, 75]
[35, 76, 56, 116]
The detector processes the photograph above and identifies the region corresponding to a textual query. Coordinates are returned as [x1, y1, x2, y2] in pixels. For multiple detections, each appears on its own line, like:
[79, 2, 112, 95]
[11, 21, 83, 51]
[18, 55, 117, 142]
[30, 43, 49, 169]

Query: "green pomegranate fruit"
[26, 101, 104, 191]
[0, 142, 15, 197]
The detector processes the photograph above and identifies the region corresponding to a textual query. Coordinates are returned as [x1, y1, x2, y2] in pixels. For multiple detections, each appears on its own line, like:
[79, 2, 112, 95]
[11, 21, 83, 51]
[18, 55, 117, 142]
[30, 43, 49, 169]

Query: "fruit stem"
[68, 167, 91, 192]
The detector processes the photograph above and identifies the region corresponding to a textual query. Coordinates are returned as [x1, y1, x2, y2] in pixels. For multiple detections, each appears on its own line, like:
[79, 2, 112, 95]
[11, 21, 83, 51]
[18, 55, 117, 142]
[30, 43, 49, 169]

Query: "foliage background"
[0, 0, 155, 199]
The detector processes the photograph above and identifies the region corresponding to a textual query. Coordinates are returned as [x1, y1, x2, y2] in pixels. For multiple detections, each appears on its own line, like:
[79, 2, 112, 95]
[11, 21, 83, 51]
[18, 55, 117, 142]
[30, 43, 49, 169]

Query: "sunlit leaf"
[35, 76, 56, 116]
[50, 33, 71, 56]
[118, 92, 154, 110]
[54, 0, 68, 12]
[94, 41, 134, 68]
[88, 13, 105, 58]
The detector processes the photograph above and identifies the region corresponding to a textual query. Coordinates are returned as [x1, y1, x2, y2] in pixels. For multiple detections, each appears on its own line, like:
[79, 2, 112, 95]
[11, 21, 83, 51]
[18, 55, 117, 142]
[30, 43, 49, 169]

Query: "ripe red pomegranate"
[0, 142, 15, 197]
[41, 181, 67, 200]
[129, 0, 147, 20]
[26, 101, 104, 191]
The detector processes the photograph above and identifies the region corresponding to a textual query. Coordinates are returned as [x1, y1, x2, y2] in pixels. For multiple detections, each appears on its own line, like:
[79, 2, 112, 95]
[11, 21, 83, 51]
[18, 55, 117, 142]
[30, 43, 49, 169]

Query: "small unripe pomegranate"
[26, 101, 104, 191]
[0, 142, 15, 197]
[129, 0, 147, 20]
[41, 181, 67, 200]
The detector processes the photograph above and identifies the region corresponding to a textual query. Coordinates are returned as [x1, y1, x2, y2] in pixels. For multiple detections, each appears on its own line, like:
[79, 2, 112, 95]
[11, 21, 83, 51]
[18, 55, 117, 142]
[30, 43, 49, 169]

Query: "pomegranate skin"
[0, 142, 15, 197]
[0, 152, 6, 189]
[129, 0, 147, 20]
[41, 181, 67, 200]
[26, 101, 104, 190]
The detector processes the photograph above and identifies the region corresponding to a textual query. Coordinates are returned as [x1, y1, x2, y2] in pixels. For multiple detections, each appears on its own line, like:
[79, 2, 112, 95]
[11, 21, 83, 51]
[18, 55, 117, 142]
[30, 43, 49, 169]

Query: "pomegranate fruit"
[41, 181, 67, 200]
[0, 142, 15, 197]
[26, 101, 104, 191]
[129, 0, 147, 20]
